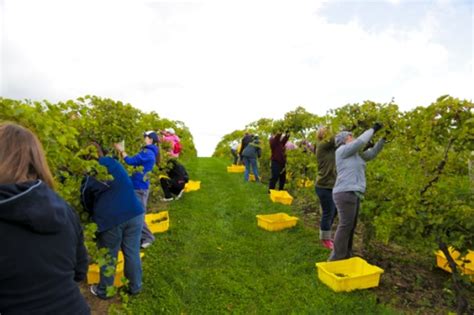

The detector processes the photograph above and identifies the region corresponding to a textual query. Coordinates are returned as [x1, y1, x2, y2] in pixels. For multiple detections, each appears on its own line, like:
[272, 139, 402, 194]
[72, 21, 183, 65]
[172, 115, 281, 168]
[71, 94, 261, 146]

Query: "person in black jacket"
[160, 159, 189, 201]
[0, 122, 90, 315]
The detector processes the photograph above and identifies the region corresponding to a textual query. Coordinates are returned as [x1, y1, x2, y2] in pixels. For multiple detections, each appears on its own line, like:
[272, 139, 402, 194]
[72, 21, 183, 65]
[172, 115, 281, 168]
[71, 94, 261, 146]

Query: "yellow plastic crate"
[316, 257, 384, 292]
[256, 213, 299, 231]
[184, 180, 201, 192]
[227, 165, 245, 173]
[435, 247, 473, 281]
[145, 211, 169, 233]
[269, 190, 294, 205]
[87, 252, 145, 287]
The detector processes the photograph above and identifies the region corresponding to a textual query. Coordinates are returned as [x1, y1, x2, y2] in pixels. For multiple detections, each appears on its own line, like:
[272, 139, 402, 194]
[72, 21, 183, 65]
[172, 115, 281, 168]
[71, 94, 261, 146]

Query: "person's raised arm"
[338, 123, 382, 158]
[361, 138, 385, 161]
[270, 133, 282, 148]
[281, 131, 290, 145]
[338, 129, 374, 158]
[99, 156, 128, 182]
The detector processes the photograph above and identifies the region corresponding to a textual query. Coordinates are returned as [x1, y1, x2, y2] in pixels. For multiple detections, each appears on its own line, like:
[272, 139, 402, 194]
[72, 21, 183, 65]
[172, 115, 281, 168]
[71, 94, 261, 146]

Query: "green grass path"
[128, 158, 396, 314]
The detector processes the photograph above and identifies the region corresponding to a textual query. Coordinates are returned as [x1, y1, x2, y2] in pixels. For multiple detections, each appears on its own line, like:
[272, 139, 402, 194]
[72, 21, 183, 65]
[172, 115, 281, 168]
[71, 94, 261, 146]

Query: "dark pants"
[231, 149, 239, 165]
[315, 187, 337, 240]
[135, 190, 155, 245]
[160, 178, 185, 199]
[269, 160, 286, 190]
[329, 192, 360, 261]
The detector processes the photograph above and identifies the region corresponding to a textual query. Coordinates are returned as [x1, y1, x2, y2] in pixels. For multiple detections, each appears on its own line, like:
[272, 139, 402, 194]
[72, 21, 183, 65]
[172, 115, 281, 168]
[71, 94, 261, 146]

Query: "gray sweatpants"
[329, 191, 360, 261]
[135, 189, 156, 245]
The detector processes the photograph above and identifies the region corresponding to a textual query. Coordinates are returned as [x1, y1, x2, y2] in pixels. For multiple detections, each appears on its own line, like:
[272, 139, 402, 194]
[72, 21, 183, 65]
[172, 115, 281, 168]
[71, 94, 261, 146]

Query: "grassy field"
[127, 157, 397, 314]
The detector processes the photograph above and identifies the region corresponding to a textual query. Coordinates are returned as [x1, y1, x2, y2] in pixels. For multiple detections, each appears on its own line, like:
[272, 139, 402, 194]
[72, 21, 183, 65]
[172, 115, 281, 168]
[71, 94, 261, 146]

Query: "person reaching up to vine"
[114, 131, 159, 249]
[315, 126, 338, 250]
[86, 142, 145, 299]
[269, 130, 290, 192]
[329, 123, 385, 261]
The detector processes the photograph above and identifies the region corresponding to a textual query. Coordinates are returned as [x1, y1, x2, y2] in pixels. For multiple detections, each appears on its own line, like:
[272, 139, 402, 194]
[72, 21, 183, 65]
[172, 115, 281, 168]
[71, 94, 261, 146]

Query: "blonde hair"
[0, 122, 55, 188]
[317, 126, 327, 141]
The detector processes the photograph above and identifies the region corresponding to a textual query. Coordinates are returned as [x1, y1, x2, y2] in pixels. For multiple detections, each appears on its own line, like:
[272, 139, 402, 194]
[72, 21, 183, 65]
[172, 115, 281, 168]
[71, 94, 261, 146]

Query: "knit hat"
[335, 131, 351, 147]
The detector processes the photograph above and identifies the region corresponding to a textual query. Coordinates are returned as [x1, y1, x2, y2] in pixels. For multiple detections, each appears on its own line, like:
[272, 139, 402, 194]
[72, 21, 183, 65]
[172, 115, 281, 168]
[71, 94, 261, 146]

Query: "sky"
[1, 0, 472, 156]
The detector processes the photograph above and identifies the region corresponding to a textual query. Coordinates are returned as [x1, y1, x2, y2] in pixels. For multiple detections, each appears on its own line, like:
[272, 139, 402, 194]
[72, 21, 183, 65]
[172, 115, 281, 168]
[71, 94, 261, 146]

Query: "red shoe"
[321, 240, 334, 250]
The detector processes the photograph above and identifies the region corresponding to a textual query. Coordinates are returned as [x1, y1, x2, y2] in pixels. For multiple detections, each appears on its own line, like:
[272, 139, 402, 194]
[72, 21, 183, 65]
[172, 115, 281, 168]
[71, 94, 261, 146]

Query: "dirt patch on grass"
[363, 243, 460, 314]
[79, 282, 121, 315]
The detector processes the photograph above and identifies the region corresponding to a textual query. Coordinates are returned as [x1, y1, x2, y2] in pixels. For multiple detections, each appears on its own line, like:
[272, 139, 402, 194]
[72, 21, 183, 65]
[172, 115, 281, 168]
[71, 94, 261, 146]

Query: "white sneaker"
[175, 189, 185, 200]
[161, 197, 173, 202]
[90, 285, 99, 296]
[141, 242, 152, 249]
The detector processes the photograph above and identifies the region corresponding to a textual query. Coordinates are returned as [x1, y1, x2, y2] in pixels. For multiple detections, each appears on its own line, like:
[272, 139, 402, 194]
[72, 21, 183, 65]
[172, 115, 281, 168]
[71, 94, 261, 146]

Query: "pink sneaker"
[321, 240, 334, 250]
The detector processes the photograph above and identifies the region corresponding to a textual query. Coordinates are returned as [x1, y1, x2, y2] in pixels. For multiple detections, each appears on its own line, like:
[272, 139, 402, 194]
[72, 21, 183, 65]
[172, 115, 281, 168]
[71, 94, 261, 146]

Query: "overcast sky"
[1, 0, 472, 156]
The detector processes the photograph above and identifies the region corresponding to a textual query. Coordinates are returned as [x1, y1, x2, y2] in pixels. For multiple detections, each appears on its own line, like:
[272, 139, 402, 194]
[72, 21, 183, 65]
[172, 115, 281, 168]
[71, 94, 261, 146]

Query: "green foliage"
[283, 106, 322, 137]
[213, 97, 474, 256]
[0, 96, 197, 263]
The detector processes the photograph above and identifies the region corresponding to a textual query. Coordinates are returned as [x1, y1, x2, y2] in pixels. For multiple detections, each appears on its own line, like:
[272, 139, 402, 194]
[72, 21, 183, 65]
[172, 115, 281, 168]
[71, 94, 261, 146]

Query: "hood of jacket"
[144, 144, 159, 156]
[0, 180, 68, 234]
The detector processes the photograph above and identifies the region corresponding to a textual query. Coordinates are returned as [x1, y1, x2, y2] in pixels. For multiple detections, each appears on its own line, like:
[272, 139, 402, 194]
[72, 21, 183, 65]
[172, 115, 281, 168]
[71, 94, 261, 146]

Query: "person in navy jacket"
[115, 131, 159, 248]
[88, 143, 145, 299]
[0, 122, 90, 315]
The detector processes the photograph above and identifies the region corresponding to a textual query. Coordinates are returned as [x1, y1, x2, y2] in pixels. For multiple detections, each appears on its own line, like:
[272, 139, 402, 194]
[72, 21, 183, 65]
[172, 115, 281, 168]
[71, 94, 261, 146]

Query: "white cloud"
[1, 0, 472, 156]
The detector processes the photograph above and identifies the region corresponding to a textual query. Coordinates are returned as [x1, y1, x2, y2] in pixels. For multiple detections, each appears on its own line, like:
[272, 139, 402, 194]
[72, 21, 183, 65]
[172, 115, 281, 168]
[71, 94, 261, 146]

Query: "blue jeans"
[135, 189, 155, 244]
[97, 214, 144, 297]
[243, 157, 259, 182]
[315, 186, 337, 240]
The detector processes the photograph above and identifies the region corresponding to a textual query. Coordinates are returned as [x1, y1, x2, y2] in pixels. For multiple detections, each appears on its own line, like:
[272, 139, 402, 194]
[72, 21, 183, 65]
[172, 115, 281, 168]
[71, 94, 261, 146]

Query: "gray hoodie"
[242, 138, 261, 159]
[333, 128, 385, 194]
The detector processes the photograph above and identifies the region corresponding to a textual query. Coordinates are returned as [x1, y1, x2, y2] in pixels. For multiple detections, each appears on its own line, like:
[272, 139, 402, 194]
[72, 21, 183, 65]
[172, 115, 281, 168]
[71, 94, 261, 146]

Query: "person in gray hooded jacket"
[242, 135, 262, 182]
[329, 123, 385, 261]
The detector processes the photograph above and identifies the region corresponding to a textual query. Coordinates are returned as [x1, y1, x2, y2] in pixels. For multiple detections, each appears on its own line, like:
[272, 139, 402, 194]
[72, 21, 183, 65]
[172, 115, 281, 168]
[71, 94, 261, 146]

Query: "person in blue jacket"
[88, 143, 145, 299]
[0, 122, 90, 314]
[115, 131, 159, 248]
